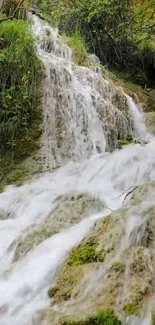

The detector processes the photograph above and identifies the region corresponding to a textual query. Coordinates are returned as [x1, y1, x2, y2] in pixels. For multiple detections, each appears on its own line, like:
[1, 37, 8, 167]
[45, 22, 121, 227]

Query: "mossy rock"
[67, 244, 104, 267]
[47, 190, 155, 317]
[107, 70, 155, 113]
[47, 212, 125, 307]
[123, 303, 140, 317]
[145, 112, 155, 135]
[47, 192, 104, 226]
[13, 191, 104, 262]
[13, 223, 56, 262]
[0, 123, 42, 191]
[48, 264, 91, 303]
[151, 307, 155, 325]
[116, 138, 133, 149]
[60, 309, 121, 325]
[0, 162, 30, 192]
[48, 286, 59, 298]
[111, 262, 125, 274]
[130, 183, 155, 205]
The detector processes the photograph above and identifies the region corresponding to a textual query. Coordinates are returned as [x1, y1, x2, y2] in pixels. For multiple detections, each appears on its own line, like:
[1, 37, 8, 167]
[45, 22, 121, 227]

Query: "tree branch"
[123, 186, 138, 203]
[112, 185, 139, 204]
[0, 0, 25, 23]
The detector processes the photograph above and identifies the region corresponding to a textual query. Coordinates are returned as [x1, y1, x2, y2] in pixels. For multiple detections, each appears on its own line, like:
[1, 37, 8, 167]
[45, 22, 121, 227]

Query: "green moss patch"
[123, 303, 140, 316]
[48, 264, 90, 302]
[60, 309, 121, 325]
[67, 244, 104, 267]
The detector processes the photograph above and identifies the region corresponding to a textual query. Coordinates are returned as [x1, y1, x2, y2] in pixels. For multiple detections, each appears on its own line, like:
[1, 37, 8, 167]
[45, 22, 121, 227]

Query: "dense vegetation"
[0, 19, 43, 154]
[0, 1, 43, 184]
[34, 0, 155, 87]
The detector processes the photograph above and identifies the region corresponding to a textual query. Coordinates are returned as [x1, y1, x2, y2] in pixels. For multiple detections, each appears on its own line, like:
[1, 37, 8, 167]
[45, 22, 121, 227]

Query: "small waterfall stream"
[127, 96, 151, 141]
[0, 15, 155, 325]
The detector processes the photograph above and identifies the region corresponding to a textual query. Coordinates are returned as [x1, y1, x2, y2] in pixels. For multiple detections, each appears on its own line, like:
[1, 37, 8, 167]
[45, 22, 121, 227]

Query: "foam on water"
[1, 138, 155, 324]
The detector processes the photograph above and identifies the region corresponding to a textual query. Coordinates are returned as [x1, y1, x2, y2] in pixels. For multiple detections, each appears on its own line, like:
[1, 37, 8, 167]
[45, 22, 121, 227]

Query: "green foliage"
[67, 244, 104, 266]
[0, 164, 27, 192]
[35, 0, 155, 87]
[67, 31, 89, 66]
[0, 19, 43, 156]
[60, 309, 121, 325]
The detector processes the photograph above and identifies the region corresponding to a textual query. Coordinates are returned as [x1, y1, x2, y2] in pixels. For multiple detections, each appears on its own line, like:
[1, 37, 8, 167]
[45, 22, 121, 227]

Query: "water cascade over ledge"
[0, 15, 155, 325]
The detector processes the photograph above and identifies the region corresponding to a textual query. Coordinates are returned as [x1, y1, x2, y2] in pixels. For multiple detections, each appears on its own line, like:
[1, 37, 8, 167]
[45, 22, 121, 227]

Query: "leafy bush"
[0, 19, 43, 155]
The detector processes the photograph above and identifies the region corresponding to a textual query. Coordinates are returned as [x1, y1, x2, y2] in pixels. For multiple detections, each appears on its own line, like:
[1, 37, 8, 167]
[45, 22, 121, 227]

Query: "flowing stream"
[0, 15, 155, 325]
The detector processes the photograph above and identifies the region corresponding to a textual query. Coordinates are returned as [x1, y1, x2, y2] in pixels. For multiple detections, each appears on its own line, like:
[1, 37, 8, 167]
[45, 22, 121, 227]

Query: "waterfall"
[0, 15, 155, 325]
[127, 95, 151, 141]
[31, 15, 135, 169]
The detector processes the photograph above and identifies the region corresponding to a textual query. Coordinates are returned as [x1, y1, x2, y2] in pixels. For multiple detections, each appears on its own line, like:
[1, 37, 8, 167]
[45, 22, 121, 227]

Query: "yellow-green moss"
[151, 307, 155, 325]
[116, 138, 132, 149]
[111, 262, 125, 274]
[67, 244, 104, 267]
[48, 286, 59, 298]
[48, 264, 90, 302]
[60, 309, 121, 325]
[123, 303, 140, 316]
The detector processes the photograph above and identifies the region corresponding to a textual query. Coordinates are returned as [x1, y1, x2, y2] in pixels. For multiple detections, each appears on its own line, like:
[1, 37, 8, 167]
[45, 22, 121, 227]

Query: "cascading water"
[127, 95, 151, 141]
[31, 15, 134, 170]
[0, 14, 155, 325]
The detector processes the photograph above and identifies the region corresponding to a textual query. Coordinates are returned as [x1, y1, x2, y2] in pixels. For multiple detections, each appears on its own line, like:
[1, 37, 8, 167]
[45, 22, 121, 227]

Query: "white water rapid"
[0, 15, 155, 325]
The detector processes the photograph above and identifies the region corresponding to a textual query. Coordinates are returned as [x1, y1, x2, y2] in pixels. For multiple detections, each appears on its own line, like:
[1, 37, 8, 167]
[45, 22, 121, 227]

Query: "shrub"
[0, 19, 43, 156]
[67, 31, 89, 66]
[35, 0, 155, 87]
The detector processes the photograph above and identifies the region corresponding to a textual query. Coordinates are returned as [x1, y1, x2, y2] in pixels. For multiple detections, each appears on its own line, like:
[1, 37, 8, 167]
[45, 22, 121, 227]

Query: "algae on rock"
[60, 309, 121, 325]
